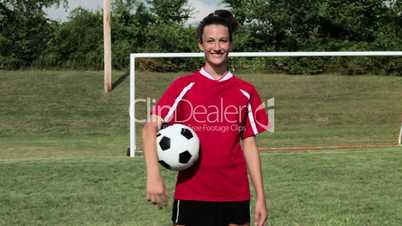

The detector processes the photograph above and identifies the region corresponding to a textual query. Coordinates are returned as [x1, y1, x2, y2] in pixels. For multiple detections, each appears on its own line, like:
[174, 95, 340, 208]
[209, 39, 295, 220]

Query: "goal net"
[129, 52, 402, 157]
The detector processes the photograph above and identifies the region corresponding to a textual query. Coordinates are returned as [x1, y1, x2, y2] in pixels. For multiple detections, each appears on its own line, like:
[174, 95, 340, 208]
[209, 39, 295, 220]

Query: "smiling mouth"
[210, 52, 226, 57]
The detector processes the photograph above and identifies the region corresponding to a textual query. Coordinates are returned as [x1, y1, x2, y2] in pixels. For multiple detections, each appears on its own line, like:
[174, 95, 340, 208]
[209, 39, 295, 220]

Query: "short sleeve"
[151, 78, 194, 122]
[241, 87, 269, 139]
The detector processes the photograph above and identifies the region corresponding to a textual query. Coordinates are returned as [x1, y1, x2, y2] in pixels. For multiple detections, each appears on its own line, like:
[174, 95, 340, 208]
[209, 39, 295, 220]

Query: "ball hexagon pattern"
[156, 124, 199, 171]
[181, 128, 193, 139]
[159, 136, 171, 151]
[179, 150, 192, 164]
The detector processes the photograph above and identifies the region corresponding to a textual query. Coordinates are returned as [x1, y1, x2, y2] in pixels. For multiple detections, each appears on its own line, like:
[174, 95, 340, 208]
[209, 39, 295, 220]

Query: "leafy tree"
[147, 0, 193, 24]
[39, 7, 103, 69]
[223, 0, 402, 75]
[111, 1, 152, 52]
[2, 0, 400, 74]
[224, 0, 400, 49]
[0, 0, 67, 68]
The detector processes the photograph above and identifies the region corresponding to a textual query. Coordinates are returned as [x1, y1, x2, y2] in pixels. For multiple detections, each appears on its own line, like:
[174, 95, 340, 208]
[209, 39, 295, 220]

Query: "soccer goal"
[129, 51, 402, 157]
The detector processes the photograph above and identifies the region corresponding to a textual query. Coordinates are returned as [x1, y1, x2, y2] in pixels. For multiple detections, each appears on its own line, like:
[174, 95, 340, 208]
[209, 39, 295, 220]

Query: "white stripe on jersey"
[240, 89, 258, 135]
[240, 89, 250, 99]
[164, 82, 195, 122]
[247, 103, 258, 135]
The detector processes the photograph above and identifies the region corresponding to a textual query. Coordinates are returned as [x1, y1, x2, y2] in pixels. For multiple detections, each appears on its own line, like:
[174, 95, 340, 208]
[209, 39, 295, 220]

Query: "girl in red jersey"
[143, 9, 269, 226]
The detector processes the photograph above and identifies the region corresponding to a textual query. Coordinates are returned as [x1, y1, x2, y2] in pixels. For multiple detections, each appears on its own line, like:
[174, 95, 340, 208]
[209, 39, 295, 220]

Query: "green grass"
[0, 70, 130, 157]
[1, 148, 402, 226]
[1, 70, 402, 225]
[1, 70, 401, 150]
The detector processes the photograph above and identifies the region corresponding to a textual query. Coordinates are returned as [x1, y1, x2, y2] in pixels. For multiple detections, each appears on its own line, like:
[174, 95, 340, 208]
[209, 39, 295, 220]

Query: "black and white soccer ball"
[156, 124, 199, 171]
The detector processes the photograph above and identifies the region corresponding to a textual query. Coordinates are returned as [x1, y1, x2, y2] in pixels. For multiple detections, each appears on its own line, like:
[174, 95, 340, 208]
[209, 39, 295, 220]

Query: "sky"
[45, 0, 228, 24]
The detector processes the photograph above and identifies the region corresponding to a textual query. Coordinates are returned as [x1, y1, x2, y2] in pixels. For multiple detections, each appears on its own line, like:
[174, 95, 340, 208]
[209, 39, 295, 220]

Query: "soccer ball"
[156, 124, 200, 171]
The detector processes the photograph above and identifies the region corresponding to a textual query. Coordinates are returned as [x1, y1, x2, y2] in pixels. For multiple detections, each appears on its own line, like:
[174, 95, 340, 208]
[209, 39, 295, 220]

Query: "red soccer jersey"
[152, 68, 269, 201]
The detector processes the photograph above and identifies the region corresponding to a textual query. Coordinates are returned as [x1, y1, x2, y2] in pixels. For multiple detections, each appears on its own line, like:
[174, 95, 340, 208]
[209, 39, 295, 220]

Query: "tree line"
[1, 0, 401, 75]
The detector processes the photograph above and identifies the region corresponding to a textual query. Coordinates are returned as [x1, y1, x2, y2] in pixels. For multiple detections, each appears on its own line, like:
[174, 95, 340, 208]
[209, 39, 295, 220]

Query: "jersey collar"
[200, 67, 233, 82]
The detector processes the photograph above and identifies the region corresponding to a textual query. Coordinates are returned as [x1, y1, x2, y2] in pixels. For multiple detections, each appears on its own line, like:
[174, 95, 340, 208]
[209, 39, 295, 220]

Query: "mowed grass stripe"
[1, 148, 401, 225]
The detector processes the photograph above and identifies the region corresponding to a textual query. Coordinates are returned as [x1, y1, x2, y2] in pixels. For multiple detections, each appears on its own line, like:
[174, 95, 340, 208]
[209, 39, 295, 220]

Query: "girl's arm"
[243, 136, 268, 226]
[142, 114, 168, 209]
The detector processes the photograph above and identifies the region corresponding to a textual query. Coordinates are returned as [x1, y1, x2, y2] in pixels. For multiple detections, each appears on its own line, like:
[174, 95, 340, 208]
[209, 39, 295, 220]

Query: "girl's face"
[198, 24, 232, 68]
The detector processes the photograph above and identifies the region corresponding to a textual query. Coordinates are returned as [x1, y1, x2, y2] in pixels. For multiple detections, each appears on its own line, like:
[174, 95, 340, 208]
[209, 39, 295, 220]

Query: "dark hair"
[197, 9, 239, 43]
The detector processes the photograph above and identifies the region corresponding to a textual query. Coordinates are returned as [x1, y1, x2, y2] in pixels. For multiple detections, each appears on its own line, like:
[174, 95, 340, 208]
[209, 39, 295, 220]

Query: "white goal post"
[399, 115, 402, 146]
[129, 51, 402, 157]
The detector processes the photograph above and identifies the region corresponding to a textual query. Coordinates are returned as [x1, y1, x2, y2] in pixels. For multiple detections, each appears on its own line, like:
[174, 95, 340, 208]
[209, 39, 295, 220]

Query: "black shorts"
[171, 199, 250, 226]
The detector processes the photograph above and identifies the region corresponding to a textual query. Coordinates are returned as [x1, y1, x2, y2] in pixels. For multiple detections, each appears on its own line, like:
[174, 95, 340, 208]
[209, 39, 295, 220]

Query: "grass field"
[1, 149, 402, 226]
[1, 70, 402, 225]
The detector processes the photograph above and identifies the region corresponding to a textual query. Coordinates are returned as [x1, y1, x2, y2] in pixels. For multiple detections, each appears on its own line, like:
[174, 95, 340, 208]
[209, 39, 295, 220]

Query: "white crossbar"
[129, 51, 402, 157]
[132, 51, 402, 58]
